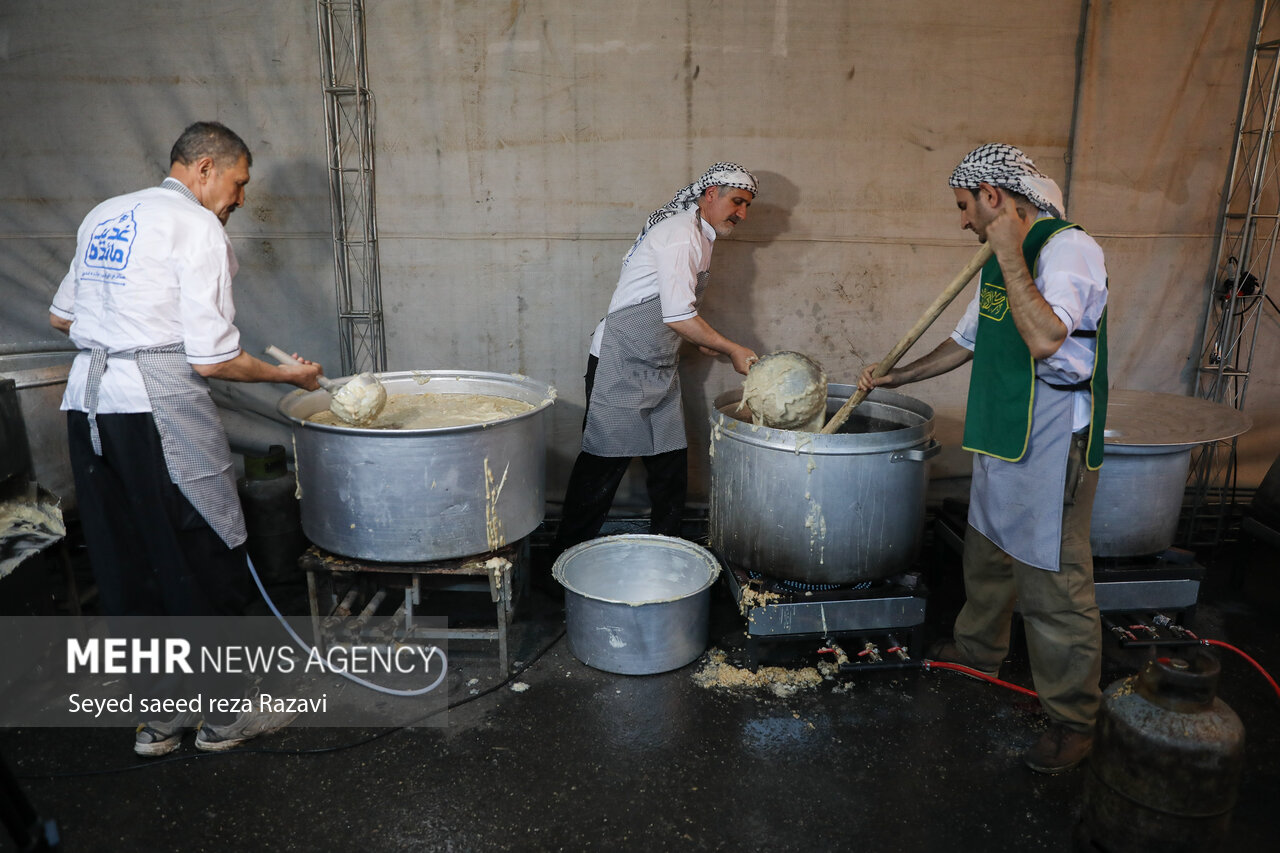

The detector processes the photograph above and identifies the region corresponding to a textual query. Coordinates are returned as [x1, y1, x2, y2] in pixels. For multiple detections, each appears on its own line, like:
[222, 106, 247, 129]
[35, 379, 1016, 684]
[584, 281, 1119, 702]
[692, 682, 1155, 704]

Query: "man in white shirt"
[859, 144, 1108, 774]
[49, 122, 322, 756]
[551, 164, 760, 560]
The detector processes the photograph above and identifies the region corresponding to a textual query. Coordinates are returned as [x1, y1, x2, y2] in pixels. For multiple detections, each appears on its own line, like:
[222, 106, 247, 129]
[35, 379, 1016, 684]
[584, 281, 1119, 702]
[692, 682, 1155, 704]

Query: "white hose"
[247, 555, 448, 697]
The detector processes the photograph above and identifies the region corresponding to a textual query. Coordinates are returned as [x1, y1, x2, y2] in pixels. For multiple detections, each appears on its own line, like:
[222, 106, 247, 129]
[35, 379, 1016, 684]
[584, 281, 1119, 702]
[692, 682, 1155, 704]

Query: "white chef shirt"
[950, 218, 1108, 431]
[590, 208, 716, 356]
[50, 179, 242, 414]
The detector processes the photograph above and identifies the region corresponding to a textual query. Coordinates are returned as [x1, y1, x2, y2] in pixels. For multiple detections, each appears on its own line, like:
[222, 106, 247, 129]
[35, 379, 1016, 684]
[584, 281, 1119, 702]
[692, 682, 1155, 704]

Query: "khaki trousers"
[953, 432, 1103, 733]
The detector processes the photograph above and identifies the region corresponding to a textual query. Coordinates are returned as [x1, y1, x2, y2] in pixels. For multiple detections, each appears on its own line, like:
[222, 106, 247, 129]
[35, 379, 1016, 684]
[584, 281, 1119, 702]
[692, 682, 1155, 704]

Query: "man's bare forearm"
[995, 252, 1068, 359]
[666, 316, 757, 375]
[193, 350, 321, 390]
[858, 338, 972, 391]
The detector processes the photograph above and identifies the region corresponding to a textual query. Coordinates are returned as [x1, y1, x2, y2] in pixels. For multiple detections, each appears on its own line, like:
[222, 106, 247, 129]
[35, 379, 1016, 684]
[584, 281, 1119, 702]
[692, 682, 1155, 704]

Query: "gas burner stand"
[298, 542, 522, 673]
[721, 559, 929, 671]
[933, 500, 1205, 622]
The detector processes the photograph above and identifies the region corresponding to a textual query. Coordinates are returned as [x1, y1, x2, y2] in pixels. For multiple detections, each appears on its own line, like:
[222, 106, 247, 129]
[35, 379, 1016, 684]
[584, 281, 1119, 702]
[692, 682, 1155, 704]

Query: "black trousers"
[553, 356, 688, 553]
[68, 411, 252, 722]
[68, 411, 251, 618]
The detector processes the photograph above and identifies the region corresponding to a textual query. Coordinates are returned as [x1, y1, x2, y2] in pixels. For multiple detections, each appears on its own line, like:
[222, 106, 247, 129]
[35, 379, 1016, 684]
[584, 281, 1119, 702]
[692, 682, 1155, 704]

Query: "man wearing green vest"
[858, 143, 1108, 774]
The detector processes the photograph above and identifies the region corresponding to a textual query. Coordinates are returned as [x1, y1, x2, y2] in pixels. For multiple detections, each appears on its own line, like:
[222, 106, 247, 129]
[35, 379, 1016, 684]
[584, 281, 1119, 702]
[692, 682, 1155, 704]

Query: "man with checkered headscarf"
[859, 143, 1109, 775]
[550, 163, 760, 562]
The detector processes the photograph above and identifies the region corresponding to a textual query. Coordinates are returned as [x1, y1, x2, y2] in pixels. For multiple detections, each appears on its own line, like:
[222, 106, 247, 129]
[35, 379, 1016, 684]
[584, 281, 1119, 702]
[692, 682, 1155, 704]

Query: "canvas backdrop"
[1, 0, 1272, 508]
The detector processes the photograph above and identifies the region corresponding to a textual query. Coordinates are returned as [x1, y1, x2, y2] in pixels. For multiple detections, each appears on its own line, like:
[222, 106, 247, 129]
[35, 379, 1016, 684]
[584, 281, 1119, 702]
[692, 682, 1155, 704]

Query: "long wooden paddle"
[820, 243, 994, 434]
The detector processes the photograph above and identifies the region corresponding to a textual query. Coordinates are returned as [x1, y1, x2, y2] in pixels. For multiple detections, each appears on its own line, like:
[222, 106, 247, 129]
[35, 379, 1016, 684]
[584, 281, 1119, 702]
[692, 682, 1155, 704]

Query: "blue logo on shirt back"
[84, 208, 138, 275]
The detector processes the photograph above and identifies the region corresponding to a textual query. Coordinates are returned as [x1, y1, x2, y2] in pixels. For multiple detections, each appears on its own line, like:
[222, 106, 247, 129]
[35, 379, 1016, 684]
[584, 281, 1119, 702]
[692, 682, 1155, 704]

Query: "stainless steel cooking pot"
[709, 384, 939, 584]
[278, 370, 554, 562]
[554, 534, 720, 675]
[1091, 444, 1194, 557]
[1091, 390, 1251, 557]
[0, 349, 77, 509]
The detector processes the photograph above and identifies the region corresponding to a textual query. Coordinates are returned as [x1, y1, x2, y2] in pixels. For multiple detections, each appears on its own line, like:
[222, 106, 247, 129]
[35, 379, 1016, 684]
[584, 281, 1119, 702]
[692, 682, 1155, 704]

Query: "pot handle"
[890, 439, 941, 464]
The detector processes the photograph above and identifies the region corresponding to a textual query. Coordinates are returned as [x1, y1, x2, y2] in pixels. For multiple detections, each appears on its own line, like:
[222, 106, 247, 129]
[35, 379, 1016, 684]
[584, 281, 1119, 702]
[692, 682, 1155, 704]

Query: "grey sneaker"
[134, 711, 201, 757]
[194, 709, 298, 752]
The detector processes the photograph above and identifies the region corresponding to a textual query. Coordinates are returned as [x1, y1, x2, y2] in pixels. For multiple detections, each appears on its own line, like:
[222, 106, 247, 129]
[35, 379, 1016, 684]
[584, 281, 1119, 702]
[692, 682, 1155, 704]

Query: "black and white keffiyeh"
[623, 162, 758, 263]
[949, 143, 1064, 218]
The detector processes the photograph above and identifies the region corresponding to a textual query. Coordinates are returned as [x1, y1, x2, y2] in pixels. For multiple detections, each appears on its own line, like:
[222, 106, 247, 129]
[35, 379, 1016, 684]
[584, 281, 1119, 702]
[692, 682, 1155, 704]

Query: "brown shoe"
[1024, 723, 1093, 774]
[926, 639, 1000, 678]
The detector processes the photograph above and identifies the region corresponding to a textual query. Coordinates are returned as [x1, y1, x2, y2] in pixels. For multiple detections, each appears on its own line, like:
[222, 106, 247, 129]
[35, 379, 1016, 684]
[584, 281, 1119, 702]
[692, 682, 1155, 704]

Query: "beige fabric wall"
[1, 0, 1270, 501]
[1070, 0, 1277, 487]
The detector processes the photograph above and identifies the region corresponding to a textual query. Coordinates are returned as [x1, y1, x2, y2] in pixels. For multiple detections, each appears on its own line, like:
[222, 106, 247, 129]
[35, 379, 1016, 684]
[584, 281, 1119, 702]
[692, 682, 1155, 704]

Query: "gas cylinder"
[237, 445, 307, 585]
[1076, 649, 1245, 853]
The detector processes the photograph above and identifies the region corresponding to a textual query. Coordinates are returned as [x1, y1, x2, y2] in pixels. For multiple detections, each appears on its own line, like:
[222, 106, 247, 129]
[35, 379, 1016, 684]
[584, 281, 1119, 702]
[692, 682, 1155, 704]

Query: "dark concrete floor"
[2, 524, 1277, 853]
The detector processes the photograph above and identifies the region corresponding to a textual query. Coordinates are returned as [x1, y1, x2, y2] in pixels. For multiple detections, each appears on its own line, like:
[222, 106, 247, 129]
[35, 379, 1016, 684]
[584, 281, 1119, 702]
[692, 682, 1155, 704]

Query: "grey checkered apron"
[582, 270, 710, 457]
[83, 345, 247, 549]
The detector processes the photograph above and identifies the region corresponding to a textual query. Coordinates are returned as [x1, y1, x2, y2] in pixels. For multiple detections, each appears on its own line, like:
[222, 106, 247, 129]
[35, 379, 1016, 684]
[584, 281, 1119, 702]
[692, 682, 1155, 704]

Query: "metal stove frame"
[932, 500, 1205, 616]
[721, 560, 929, 671]
[298, 541, 522, 673]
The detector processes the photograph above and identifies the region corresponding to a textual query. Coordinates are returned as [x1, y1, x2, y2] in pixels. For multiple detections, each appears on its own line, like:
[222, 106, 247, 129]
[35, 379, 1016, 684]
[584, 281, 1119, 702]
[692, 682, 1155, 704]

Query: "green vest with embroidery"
[961, 218, 1108, 469]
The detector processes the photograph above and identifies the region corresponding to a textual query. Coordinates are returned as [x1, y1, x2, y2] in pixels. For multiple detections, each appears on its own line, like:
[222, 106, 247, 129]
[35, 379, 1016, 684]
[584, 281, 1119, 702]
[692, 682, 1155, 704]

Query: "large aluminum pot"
[554, 534, 720, 675]
[710, 384, 939, 584]
[1091, 390, 1252, 557]
[278, 370, 554, 562]
[1091, 444, 1194, 558]
[0, 349, 77, 510]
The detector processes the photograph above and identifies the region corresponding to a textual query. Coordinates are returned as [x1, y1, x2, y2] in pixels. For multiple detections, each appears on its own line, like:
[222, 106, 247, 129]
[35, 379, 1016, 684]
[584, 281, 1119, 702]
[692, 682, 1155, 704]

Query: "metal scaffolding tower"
[1188, 0, 1280, 543]
[317, 0, 386, 375]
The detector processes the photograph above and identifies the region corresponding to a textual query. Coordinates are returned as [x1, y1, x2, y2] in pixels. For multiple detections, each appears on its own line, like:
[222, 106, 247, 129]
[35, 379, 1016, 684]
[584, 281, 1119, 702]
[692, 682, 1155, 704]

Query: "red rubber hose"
[924, 660, 1039, 698]
[1202, 638, 1280, 701]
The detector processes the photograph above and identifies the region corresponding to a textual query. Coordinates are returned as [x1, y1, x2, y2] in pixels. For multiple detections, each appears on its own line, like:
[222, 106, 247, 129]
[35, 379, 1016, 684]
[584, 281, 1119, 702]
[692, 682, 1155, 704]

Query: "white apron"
[967, 384, 1074, 571]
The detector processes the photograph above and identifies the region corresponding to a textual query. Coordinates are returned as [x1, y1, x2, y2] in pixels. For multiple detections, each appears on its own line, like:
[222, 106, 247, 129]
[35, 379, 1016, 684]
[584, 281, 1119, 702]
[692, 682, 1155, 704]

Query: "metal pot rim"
[277, 368, 556, 434]
[553, 534, 721, 605]
[0, 349, 77, 390]
[711, 384, 933, 454]
[1099, 442, 1197, 456]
